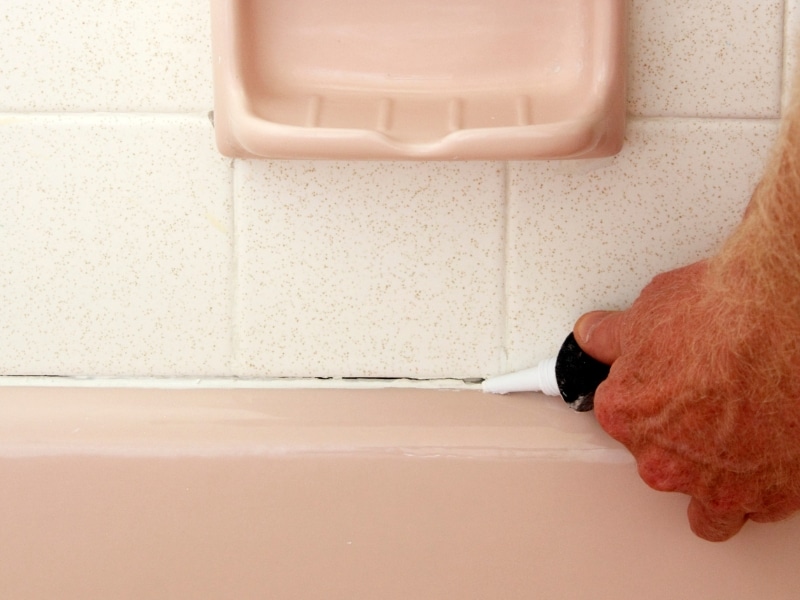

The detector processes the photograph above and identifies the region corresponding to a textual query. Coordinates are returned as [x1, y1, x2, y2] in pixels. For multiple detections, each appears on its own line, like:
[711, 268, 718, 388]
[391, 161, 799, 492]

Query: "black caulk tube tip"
[555, 332, 611, 411]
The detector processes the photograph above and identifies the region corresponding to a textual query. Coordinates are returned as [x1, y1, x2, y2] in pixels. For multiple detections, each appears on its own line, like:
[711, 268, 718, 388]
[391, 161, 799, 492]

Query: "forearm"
[712, 95, 800, 302]
[689, 93, 800, 448]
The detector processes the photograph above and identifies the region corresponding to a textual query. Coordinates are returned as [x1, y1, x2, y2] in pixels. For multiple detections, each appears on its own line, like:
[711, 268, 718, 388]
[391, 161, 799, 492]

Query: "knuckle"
[747, 495, 800, 523]
[636, 454, 681, 492]
[593, 379, 636, 447]
[594, 397, 631, 446]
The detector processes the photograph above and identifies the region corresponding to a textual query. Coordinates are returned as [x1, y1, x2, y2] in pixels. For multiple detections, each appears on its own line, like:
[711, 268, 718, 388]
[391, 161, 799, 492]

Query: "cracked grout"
[0, 376, 483, 390]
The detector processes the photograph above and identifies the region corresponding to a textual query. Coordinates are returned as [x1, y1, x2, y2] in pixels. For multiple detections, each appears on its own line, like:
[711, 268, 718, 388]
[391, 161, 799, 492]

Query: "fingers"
[573, 310, 625, 365]
[687, 497, 748, 542]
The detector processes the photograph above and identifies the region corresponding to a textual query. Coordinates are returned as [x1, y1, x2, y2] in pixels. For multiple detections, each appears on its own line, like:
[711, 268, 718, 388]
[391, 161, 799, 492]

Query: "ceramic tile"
[0, 114, 233, 375]
[504, 118, 779, 371]
[628, 0, 783, 118]
[235, 161, 505, 378]
[0, 1, 212, 112]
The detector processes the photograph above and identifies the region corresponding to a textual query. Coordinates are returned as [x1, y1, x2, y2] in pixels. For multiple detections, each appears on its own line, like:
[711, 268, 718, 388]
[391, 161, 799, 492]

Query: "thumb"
[573, 311, 625, 365]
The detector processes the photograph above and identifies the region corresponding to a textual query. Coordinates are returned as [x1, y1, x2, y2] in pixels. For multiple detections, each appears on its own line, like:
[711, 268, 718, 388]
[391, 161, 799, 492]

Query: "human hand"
[574, 260, 800, 542]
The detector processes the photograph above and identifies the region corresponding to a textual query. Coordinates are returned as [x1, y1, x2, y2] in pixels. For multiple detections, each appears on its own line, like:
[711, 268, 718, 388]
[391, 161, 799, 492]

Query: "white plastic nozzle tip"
[481, 358, 559, 396]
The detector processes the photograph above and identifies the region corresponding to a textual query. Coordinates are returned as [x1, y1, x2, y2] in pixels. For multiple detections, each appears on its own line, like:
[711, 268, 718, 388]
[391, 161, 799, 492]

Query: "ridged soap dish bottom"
[211, 0, 627, 160]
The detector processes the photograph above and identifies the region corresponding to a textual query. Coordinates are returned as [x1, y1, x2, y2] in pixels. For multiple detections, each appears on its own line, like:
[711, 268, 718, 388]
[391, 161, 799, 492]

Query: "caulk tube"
[482, 333, 611, 412]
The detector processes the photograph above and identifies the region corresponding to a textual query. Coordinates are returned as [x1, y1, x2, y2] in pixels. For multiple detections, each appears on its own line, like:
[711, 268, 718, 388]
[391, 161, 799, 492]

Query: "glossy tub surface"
[0, 386, 797, 599]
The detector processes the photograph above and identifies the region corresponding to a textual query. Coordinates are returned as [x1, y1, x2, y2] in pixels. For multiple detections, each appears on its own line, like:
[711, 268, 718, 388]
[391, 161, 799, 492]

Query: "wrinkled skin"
[574, 260, 800, 542]
[573, 72, 800, 542]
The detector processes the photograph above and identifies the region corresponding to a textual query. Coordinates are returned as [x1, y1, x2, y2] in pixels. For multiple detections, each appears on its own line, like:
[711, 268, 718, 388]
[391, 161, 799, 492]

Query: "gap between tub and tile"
[0, 376, 482, 390]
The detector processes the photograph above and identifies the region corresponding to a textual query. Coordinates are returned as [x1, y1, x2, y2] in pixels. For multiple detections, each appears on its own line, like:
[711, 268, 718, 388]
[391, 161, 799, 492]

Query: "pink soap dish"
[211, 0, 627, 160]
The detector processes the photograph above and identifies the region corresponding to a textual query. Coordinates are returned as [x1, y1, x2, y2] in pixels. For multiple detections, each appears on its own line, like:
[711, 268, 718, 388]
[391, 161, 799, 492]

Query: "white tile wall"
[505, 119, 778, 370]
[0, 0, 212, 112]
[0, 115, 232, 376]
[627, 0, 784, 118]
[0, 2, 793, 378]
[234, 161, 505, 378]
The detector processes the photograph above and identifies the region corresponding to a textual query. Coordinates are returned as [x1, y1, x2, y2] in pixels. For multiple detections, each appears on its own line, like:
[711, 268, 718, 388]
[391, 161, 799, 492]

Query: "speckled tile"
[628, 0, 783, 118]
[0, 1, 212, 112]
[234, 162, 505, 378]
[0, 114, 233, 375]
[504, 118, 779, 372]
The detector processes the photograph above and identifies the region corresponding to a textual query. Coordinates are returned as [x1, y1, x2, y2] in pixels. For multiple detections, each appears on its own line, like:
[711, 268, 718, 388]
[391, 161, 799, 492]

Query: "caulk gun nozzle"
[481, 367, 542, 395]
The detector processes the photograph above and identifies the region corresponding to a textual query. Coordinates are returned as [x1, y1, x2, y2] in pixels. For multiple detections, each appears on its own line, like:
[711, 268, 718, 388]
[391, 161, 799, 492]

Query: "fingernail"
[575, 312, 610, 345]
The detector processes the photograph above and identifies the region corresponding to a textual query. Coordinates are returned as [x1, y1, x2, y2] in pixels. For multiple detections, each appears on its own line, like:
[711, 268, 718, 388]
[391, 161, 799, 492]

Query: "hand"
[574, 260, 800, 541]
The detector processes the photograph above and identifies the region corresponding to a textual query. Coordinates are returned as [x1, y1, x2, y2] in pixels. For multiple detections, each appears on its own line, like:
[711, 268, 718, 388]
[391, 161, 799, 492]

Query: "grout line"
[0, 112, 782, 122]
[0, 110, 214, 116]
[781, 0, 792, 114]
[622, 115, 781, 124]
[780, 0, 786, 114]
[0, 113, 783, 128]
[498, 161, 512, 374]
[0, 377, 482, 390]
[229, 157, 239, 374]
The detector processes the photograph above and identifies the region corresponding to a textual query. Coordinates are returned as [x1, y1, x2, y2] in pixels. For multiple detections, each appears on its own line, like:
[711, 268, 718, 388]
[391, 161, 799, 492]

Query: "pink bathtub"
[0, 386, 796, 599]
